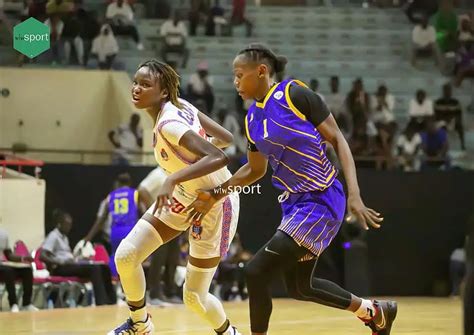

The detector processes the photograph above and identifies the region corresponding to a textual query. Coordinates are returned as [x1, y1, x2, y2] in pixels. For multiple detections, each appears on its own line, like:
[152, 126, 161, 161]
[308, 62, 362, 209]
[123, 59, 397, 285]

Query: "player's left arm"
[197, 111, 234, 149]
[289, 85, 383, 230]
[153, 129, 230, 215]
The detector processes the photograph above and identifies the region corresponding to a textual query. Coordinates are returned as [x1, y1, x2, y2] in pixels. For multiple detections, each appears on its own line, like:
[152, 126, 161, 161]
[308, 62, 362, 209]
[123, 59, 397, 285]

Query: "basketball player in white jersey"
[108, 60, 241, 335]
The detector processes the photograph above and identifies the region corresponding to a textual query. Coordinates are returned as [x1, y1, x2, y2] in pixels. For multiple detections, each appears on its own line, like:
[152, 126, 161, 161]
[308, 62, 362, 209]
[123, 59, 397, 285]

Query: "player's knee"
[114, 240, 138, 274]
[244, 259, 265, 283]
[183, 286, 207, 315]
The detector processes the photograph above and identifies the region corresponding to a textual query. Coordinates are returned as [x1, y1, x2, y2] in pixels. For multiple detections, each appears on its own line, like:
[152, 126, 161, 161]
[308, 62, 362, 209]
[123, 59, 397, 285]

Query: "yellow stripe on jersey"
[245, 114, 255, 144]
[256, 83, 280, 108]
[272, 175, 296, 193]
[270, 118, 318, 140]
[263, 138, 325, 165]
[134, 190, 139, 205]
[284, 79, 309, 121]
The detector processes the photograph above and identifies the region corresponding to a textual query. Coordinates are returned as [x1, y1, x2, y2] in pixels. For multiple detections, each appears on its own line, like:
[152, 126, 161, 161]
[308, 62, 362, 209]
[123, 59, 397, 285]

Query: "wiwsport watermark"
[13, 17, 50, 58]
[214, 184, 262, 195]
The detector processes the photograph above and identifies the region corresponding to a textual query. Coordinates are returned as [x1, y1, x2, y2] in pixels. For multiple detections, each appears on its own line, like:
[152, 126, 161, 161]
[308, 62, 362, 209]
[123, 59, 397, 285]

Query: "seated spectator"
[106, 0, 143, 50]
[372, 84, 397, 130]
[40, 210, 117, 306]
[0, 228, 38, 312]
[434, 83, 465, 150]
[78, 9, 100, 67]
[420, 117, 449, 169]
[432, 0, 458, 53]
[309, 78, 323, 97]
[404, 0, 438, 24]
[205, 0, 227, 36]
[108, 113, 143, 165]
[409, 89, 434, 130]
[188, 0, 209, 36]
[231, 0, 252, 37]
[221, 109, 246, 157]
[160, 11, 190, 68]
[91, 23, 119, 70]
[346, 78, 370, 133]
[411, 16, 440, 67]
[458, 17, 474, 46]
[396, 122, 422, 172]
[62, 10, 84, 65]
[44, 14, 64, 64]
[454, 41, 474, 87]
[325, 76, 350, 138]
[349, 123, 371, 157]
[45, 0, 72, 17]
[187, 61, 215, 115]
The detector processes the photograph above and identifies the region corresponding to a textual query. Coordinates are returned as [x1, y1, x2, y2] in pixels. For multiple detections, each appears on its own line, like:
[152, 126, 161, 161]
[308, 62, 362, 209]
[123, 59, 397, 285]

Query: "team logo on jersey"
[273, 91, 284, 100]
[160, 148, 169, 161]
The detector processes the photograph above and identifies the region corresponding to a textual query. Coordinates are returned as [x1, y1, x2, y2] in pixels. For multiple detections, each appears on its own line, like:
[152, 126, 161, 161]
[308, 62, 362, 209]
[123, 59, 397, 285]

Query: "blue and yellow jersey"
[245, 79, 337, 193]
[107, 186, 139, 227]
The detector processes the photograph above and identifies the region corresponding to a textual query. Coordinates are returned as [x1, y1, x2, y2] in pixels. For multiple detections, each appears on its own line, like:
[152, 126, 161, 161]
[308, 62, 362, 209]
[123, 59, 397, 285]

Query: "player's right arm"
[197, 111, 234, 149]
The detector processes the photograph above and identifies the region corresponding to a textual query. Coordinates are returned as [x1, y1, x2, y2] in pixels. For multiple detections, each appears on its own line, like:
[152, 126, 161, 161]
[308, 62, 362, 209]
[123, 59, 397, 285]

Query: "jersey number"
[178, 105, 195, 125]
[170, 197, 185, 214]
[114, 198, 129, 214]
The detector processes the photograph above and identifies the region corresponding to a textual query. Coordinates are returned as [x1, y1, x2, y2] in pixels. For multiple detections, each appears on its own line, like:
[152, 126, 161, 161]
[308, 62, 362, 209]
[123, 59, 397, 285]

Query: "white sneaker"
[107, 313, 154, 335]
[11, 304, 20, 313]
[137, 43, 144, 51]
[22, 304, 39, 312]
[217, 325, 242, 335]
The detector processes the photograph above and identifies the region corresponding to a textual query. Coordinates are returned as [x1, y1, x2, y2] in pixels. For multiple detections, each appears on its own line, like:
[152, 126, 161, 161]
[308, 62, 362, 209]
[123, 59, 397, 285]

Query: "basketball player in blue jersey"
[185, 43, 398, 335]
[84, 173, 143, 277]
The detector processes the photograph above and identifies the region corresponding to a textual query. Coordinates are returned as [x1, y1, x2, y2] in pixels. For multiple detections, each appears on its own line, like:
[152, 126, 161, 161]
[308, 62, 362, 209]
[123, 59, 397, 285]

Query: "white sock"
[130, 305, 147, 323]
[354, 299, 376, 320]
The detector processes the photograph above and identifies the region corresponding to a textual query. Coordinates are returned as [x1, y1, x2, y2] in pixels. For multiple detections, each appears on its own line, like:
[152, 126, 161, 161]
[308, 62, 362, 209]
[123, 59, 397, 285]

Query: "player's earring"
[258, 74, 264, 78]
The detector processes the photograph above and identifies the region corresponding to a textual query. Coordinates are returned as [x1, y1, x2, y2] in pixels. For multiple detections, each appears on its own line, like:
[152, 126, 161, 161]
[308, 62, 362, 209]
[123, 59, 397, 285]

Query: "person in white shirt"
[106, 0, 143, 50]
[187, 61, 215, 115]
[91, 24, 119, 70]
[396, 122, 422, 171]
[108, 60, 242, 335]
[372, 85, 396, 127]
[160, 11, 190, 68]
[108, 113, 143, 165]
[408, 89, 434, 130]
[325, 76, 350, 138]
[411, 16, 440, 67]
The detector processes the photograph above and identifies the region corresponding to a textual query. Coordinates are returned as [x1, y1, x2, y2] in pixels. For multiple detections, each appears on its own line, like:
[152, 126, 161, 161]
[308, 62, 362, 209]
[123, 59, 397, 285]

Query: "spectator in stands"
[0, 228, 38, 312]
[25, 0, 47, 21]
[106, 0, 143, 50]
[325, 76, 350, 138]
[44, 13, 64, 64]
[108, 113, 143, 165]
[411, 15, 440, 67]
[62, 10, 84, 65]
[432, 0, 458, 53]
[458, 17, 474, 46]
[40, 210, 117, 305]
[78, 9, 100, 66]
[454, 41, 474, 87]
[349, 123, 371, 157]
[231, 0, 252, 37]
[434, 83, 465, 150]
[91, 23, 119, 70]
[409, 89, 434, 130]
[420, 117, 449, 169]
[220, 108, 246, 158]
[45, 0, 72, 17]
[205, 0, 227, 36]
[160, 11, 190, 68]
[346, 78, 370, 133]
[372, 84, 396, 130]
[188, 0, 209, 36]
[396, 121, 422, 172]
[187, 61, 215, 115]
[404, 0, 438, 24]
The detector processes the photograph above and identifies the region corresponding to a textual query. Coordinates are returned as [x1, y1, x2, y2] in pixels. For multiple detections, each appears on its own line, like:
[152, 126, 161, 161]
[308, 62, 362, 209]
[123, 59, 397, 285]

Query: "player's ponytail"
[138, 59, 183, 109]
[238, 43, 287, 75]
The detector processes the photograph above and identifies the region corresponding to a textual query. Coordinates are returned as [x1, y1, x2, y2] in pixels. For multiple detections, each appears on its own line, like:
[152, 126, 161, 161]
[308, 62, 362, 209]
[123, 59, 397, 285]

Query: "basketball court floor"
[0, 297, 461, 334]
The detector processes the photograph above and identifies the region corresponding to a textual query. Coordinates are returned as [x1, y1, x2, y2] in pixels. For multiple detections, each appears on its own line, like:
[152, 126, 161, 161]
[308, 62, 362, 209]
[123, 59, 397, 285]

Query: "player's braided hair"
[238, 43, 288, 76]
[138, 59, 182, 109]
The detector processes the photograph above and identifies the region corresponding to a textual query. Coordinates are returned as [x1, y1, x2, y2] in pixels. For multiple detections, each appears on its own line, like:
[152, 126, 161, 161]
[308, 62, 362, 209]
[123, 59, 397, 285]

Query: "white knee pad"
[183, 284, 207, 315]
[115, 240, 139, 274]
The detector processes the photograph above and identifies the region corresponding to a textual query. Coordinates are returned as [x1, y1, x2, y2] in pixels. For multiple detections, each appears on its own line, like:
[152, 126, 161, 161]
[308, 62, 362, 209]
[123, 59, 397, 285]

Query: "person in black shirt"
[434, 83, 465, 150]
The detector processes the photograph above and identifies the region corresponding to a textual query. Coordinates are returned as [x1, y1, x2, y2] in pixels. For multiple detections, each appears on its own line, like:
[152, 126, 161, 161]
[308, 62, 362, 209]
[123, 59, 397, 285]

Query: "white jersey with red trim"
[152, 98, 232, 206]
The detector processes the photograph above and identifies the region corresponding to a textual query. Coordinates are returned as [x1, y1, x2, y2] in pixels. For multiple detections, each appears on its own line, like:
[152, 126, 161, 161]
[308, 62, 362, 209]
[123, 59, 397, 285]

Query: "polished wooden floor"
[0, 297, 462, 335]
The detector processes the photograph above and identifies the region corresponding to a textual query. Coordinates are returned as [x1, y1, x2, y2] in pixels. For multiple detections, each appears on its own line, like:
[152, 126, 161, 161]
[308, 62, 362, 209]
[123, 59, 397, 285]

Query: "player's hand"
[152, 177, 175, 216]
[184, 190, 217, 225]
[347, 194, 383, 230]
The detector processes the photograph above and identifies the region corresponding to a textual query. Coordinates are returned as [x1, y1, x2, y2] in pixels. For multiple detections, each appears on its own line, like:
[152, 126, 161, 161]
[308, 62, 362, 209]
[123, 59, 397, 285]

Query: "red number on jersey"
[170, 197, 185, 214]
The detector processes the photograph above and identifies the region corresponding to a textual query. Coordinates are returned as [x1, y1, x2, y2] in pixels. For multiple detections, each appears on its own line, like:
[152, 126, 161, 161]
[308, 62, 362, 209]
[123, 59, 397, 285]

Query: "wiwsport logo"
[13, 17, 50, 58]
